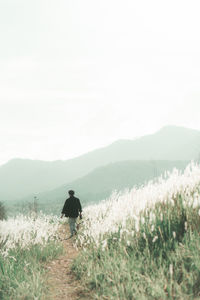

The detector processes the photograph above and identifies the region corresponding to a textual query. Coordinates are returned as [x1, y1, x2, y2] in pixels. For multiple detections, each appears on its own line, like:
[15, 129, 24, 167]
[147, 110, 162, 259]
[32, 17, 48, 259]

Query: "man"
[61, 190, 82, 238]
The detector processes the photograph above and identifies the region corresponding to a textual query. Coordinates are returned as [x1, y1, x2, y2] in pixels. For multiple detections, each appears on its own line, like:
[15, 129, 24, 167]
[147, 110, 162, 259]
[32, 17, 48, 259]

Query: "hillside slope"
[1, 125, 199, 201]
[10, 160, 189, 215]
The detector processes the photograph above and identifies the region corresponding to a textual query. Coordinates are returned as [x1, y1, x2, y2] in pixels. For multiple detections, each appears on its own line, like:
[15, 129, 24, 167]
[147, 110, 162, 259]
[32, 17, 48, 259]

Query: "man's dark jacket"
[62, 196, 82, 218]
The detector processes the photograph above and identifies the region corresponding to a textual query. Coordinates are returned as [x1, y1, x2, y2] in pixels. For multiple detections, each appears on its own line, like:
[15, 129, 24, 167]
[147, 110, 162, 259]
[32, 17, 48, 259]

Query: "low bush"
[0, 202, 6, 220]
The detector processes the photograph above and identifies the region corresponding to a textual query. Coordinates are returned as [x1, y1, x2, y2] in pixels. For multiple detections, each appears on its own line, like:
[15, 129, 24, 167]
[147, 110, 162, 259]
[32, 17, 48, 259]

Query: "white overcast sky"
[0, 0, 200, 165]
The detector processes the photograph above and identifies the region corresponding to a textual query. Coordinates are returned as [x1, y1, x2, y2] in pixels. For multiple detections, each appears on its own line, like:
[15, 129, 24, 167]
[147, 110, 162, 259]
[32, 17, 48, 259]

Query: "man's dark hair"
[68, 190, 75, 196]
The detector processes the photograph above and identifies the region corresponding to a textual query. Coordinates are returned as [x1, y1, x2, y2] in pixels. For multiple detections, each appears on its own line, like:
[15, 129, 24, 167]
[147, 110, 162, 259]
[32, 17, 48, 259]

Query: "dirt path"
[44, 225, 85, 300]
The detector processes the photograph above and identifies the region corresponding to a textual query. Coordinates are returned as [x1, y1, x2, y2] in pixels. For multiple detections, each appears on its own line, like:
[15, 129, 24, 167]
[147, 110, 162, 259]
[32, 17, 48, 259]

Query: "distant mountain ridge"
[1, 125, 200, 202]
[9, 160, 189, 215]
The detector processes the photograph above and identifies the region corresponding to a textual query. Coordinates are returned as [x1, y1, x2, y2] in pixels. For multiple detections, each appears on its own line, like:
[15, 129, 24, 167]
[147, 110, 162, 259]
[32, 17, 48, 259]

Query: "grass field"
[1, 163, 200, 299]
[73, 163, 200, 299]
[0, 214, 63, 300]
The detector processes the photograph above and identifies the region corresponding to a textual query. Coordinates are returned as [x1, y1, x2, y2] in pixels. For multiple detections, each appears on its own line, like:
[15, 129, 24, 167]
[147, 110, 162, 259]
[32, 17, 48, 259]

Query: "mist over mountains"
[2, 125, 200, 214]
[12, 160, 188, 215]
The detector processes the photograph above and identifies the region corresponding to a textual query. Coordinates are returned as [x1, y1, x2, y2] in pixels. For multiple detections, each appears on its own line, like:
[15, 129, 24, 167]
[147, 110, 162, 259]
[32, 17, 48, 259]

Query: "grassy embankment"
[73, 164, 200, 299]
[0, 214, 63, 300]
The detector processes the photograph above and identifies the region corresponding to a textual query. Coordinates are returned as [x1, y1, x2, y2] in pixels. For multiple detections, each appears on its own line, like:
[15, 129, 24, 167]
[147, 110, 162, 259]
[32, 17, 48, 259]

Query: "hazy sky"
[1, 0, 200, 165]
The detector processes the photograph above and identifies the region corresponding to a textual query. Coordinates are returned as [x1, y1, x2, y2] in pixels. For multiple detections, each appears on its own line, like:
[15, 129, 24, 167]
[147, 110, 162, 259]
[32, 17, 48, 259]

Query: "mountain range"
[9, 159, 189, 215]
[2, 125, 200, 214]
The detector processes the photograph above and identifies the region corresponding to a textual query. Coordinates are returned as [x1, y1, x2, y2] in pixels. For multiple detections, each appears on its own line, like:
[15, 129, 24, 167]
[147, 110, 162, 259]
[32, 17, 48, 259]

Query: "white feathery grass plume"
[77, 162, 200, 247]
[0, 213, 60, 256]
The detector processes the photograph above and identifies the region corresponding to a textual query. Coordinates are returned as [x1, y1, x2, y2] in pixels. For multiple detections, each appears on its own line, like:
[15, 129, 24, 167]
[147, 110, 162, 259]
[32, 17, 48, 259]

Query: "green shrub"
[0, 202, 6, 220]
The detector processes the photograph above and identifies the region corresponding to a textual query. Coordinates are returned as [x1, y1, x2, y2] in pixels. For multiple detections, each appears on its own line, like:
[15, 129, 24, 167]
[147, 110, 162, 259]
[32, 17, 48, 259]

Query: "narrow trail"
[44, 225, 85, 300]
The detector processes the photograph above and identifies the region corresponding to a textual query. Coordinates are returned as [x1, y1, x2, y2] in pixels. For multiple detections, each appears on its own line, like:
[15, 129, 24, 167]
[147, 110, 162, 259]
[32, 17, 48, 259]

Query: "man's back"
[62, 195, 82, 218]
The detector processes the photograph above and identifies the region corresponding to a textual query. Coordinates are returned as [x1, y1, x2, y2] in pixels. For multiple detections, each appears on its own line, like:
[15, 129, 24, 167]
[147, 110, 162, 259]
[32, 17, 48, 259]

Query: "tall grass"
[0, 242, 63, 300]
[73, 163, 200, 299]
[0, 213, 63, 300]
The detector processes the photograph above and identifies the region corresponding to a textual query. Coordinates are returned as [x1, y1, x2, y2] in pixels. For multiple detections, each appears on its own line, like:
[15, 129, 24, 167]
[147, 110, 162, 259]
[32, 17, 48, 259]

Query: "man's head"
[68, 190, 75, 196]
